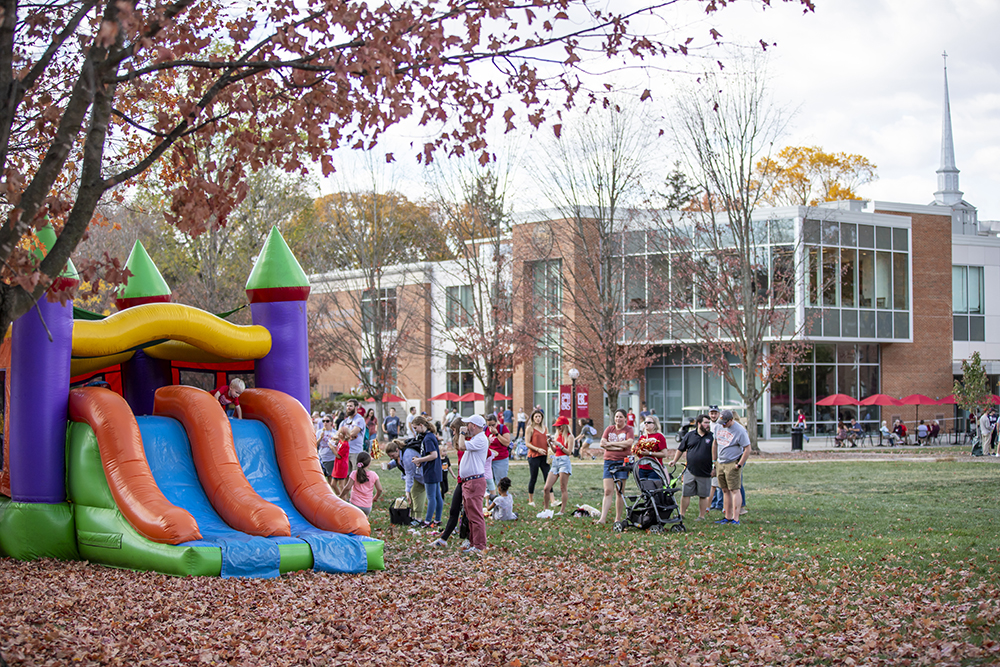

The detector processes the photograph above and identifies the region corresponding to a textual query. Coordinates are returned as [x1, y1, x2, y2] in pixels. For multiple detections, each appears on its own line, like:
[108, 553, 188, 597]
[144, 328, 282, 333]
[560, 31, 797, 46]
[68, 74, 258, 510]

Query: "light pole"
[568, 368, 580, 450]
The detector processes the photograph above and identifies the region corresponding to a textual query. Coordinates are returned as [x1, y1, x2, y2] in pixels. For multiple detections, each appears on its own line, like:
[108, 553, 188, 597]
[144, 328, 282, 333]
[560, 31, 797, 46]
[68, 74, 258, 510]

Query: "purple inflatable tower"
[246, 227, 311, 410]
[9, 225, 77, 503]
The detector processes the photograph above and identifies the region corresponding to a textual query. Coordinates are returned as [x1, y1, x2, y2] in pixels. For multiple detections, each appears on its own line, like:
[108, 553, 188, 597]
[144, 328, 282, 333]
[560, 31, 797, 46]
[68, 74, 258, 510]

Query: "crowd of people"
[310, 401, 754, 555]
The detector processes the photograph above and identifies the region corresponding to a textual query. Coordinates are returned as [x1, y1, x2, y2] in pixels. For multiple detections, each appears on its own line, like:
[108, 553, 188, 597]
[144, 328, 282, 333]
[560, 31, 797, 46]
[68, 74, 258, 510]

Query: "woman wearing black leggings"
[526, 409, 551, 506]
[430, 421, 465, 547]
[430, 481, 463, 547]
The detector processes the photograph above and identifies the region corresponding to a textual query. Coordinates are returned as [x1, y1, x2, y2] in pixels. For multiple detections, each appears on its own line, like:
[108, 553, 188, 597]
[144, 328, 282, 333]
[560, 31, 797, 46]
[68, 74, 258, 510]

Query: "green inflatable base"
[364, 538, 385, 571]
[75, 504, 315, 576]
[0, 496, 79, 561]
[66, 420, 384, 577]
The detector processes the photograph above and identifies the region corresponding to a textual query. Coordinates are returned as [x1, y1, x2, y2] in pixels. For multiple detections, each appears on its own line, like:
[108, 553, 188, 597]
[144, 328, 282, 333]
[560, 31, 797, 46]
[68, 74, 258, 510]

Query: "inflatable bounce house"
[0, 226, 383, 578]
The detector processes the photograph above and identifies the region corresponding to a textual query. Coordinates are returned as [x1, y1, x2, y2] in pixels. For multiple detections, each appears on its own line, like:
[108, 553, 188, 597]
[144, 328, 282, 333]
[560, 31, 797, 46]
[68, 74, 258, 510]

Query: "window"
[841, 248, 856, 308]
[447, 355, 475, 416]
[858, 250, 874, 308]
[531, 260, 562, 318]
[361, 288, 396, 333]
[953, 266, 985, 342]
[624, 256, 647, 310]
[533, 348, 561, 418]
[446, 285, 474, 328]
[806, 246, 820, 307]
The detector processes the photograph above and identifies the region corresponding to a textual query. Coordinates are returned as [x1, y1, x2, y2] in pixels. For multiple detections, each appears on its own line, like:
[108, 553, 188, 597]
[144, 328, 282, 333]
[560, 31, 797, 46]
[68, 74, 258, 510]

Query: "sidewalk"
[753, 436, 971, 455]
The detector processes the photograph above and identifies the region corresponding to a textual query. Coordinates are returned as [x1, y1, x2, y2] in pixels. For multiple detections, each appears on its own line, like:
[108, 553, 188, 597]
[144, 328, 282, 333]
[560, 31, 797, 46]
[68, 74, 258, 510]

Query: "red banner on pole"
[560, 385, 572, 418]
[561, 384, 590, 419]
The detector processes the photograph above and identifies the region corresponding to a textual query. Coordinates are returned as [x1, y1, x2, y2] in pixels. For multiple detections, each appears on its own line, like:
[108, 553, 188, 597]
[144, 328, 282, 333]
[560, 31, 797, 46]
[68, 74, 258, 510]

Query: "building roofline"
[865, 201, 955, 217]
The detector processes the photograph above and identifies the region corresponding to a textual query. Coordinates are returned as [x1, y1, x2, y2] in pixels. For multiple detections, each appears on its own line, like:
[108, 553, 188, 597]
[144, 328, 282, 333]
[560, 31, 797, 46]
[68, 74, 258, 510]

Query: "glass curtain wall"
[611, 219, 795, 340]
[804, 220, 909, 340]
[769, 343, 880, 436]
[645, 348, 746, 434]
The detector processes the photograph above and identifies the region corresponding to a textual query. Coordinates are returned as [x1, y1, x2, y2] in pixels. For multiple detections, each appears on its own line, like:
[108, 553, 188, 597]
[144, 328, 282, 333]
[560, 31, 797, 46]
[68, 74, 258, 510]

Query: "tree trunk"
[745, 399, 760, 454]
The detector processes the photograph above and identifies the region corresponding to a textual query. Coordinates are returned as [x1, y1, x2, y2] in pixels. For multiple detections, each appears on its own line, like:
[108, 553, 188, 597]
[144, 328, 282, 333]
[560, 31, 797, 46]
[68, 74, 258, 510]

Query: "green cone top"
[245, 227, 310, 303]
[117, 241, 171, 301]
[34, 223, 80, 282]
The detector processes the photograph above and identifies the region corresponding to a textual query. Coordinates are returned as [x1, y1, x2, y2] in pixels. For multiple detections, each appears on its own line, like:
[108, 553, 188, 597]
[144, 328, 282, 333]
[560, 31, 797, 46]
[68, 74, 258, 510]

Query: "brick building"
[308, 63, 999, 439]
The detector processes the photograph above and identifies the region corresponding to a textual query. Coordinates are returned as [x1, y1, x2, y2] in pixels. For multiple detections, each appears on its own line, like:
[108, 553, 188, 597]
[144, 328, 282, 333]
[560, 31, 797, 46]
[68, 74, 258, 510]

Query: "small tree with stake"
[953, 351, 993, 438]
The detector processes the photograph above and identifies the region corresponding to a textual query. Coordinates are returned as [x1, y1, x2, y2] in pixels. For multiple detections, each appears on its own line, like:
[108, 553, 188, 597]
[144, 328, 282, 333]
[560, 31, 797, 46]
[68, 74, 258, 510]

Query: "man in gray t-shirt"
[339, 399, 366, 472]
[712, 409, 750, 525]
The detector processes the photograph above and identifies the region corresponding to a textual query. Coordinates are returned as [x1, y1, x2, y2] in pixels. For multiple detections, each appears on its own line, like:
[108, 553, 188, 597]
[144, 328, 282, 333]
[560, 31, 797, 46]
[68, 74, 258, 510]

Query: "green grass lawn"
[374, 456, 1000, 577]
[5, 454, 1000, 665]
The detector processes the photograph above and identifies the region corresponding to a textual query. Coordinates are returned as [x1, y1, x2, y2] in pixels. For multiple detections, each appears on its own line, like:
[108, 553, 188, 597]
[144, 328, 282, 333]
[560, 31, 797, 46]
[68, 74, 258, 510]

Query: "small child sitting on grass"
[486, 477, 517, 521]
[214, 378, 245, 419]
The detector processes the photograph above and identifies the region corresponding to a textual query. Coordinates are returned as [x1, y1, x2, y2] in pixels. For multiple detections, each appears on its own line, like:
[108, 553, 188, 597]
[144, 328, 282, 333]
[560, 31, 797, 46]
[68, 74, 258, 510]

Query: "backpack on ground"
[513, 437, 528, 460]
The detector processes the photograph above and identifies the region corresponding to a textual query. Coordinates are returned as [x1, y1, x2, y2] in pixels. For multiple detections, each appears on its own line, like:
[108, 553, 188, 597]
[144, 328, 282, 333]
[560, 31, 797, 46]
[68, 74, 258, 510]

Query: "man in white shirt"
[708, 405, 723, 511]
[406, 406, 417, 438]
[457, 414, 489, 553]
[515, 407, 528, 440]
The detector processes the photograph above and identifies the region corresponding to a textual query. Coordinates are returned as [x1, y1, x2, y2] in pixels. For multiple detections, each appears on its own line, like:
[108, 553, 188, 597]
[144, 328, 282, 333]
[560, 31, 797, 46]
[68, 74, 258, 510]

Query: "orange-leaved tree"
[756, 146, 878, 206]
[0, 0, 815, 335]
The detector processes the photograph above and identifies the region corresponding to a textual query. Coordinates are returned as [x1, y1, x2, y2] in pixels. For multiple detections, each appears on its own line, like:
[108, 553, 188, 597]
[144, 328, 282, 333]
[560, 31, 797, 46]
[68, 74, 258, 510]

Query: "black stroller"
[610, 455, 685, 534]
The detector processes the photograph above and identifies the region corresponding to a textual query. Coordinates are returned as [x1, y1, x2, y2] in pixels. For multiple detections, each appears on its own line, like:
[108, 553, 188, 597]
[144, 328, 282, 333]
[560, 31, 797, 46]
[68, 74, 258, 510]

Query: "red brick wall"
[877, 209, 954, 426]
[509, 216, 607, 434]
[309, 282, 432, 412]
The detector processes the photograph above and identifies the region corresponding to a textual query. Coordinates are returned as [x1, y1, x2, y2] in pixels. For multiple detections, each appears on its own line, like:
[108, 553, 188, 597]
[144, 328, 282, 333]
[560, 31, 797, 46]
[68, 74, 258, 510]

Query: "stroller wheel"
[648, 524, 665, 534]
[670, 523, 686, 533]
[612, 521, 626, 533]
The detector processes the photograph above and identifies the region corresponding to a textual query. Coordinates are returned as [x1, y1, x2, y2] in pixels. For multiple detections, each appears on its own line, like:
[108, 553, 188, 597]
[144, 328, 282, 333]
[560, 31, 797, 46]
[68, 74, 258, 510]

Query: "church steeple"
[934, 51, 964, 206]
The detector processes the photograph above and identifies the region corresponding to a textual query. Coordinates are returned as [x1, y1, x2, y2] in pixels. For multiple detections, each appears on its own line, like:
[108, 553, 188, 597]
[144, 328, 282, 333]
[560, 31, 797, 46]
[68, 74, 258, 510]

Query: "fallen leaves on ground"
[1, 549, 998, 666]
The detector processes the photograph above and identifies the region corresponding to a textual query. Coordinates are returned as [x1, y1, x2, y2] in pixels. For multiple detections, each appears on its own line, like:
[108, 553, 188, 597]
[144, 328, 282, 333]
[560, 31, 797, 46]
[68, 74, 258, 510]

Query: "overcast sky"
[676, 0, 1000, 220]
[323, 0, 1000, 221]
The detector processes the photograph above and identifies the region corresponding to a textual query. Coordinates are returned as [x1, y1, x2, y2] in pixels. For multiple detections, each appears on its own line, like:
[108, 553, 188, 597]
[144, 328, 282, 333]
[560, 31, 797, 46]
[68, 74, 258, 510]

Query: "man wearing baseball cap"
[707, 406, 723, 512]
[457, 414, 489, 553]
[712, 409, 750, 525]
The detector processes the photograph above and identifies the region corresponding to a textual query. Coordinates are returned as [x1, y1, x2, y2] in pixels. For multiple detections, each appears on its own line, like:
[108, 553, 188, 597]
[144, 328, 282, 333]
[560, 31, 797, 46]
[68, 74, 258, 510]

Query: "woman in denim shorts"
[542, 415, 573, 515]
[596, 409, 634, 525]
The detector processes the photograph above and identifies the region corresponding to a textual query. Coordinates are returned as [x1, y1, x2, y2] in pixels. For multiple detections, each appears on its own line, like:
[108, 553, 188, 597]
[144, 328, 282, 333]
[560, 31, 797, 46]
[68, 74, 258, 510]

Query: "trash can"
[791, 429, 804, 451]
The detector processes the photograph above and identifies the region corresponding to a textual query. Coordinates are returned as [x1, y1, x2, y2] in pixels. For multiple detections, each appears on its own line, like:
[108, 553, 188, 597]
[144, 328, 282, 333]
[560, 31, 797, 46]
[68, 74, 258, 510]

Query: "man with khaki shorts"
[712, 409, 750, 526]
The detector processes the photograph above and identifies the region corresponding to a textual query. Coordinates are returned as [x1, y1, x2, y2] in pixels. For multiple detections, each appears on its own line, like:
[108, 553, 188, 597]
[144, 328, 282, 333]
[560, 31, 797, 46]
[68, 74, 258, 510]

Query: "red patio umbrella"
[937, 394, 1000, 405]
[902, 394, 938, 426]
[494, 392, 512, 401]
[901, 394, 937, 405]
[815, 394, 859, 406]
[458, 392, 485, 402]
[429, 392, 461, 401]
[365, 393, 404, 403]
[860, 394, 903, 406]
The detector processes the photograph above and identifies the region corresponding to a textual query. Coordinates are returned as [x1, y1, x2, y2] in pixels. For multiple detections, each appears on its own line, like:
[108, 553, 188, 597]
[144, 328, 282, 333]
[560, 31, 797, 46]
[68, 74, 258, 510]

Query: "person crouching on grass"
[214, 378, 245, 419]
[457, 414, 489, 554]
[487, 477, 517, 520]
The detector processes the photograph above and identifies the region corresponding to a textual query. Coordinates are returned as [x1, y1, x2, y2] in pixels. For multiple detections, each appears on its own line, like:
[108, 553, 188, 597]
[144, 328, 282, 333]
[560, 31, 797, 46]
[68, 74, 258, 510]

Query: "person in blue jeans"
[411, 416, 443, 527]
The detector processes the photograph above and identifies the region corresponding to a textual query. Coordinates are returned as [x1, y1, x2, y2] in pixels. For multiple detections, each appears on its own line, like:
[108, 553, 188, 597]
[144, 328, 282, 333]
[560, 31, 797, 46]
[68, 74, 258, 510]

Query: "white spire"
[934, 50, 964, 205]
